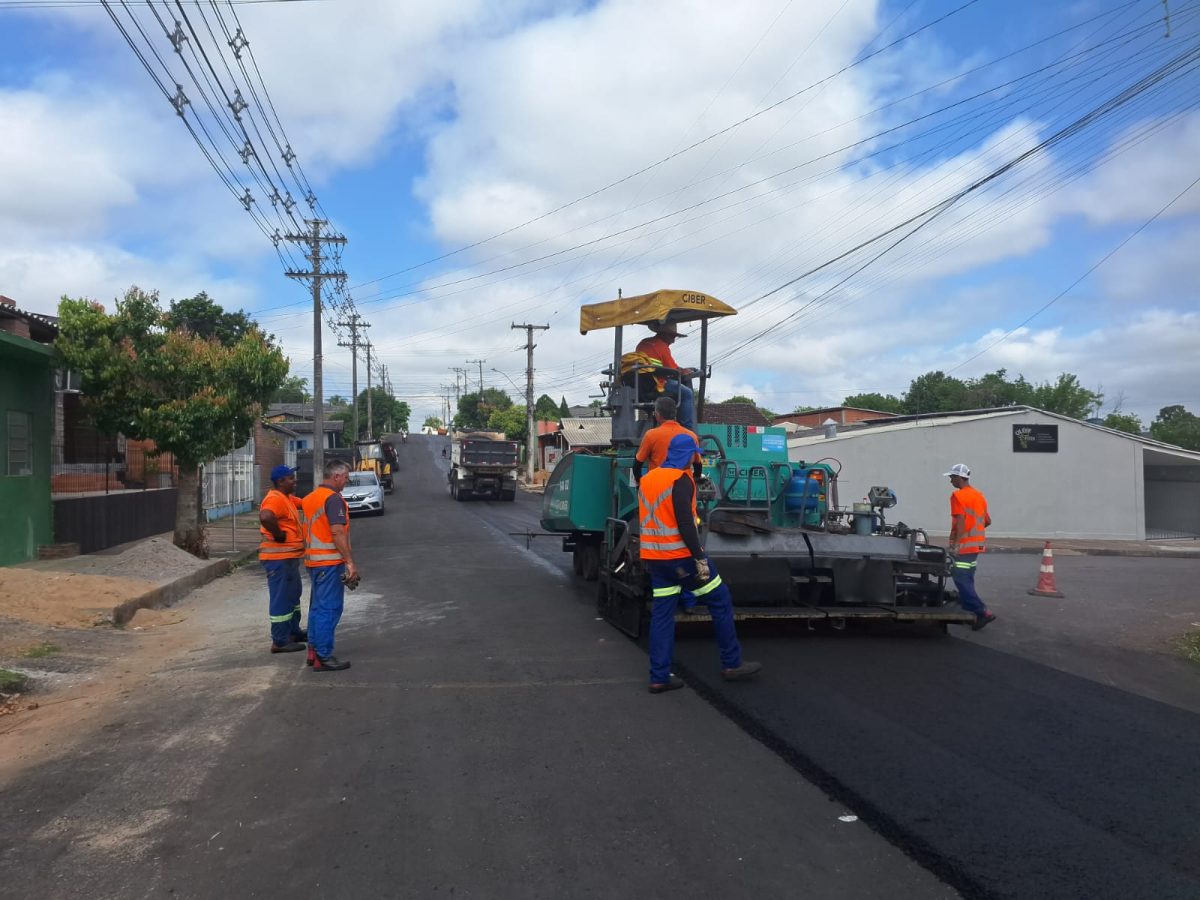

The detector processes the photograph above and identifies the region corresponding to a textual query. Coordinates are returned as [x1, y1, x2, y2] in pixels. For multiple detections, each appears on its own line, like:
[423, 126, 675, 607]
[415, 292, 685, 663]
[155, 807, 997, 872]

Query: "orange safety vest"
[638, 467, 697, 561]
[952, 485, 988, 554]
[302, 485, 350, 567]
[259, 489, 305, 561]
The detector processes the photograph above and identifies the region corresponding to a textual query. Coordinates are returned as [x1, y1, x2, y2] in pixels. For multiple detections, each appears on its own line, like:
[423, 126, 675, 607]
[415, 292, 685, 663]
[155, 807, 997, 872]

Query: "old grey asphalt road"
[0, 435, 951, 900]
[451, 439, 1200, 900]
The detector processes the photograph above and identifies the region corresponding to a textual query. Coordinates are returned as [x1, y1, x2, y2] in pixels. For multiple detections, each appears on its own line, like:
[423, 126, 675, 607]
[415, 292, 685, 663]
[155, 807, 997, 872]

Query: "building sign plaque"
[1013, 424, 1058, 453]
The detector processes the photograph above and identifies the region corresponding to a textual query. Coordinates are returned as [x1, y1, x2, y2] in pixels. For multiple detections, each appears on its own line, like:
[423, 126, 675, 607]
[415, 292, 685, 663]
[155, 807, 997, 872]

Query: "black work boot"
[270, 641, 306, 653]
[721, 661, 763, 681]
[312, 655, 351, 672]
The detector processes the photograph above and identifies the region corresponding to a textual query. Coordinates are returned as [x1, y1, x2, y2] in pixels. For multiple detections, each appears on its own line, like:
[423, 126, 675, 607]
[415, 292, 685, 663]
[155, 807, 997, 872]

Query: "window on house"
[7, 411, 32, 476]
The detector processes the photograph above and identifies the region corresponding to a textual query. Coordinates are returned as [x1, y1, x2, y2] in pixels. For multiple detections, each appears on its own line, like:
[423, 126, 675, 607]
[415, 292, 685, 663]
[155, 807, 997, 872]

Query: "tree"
[724, 395, 757, 405]
[334, 387, 412, 439]
[559, 396, 571, 418]
[1103, 412, 1142, 434]
[487, 404, 528, 441]
[842, 392, 905, 414]
[792, 405, 818, 414]
[327, 395, 349, 407]
[56, 287, 287, 556]
[534, 393, 561, 421]
[961, 370, 1034, 409]
[455, 388, 512, 430]
[1029, 373, 1102, 419]
[903, 371, 968, 414]
[271, 375, 311, 404]
[423, 415, 444, 430]
[1150, 405, 1200, 450]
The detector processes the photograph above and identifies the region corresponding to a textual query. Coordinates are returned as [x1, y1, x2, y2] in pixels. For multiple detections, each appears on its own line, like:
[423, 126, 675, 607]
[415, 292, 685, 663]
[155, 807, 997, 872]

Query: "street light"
[491, 368, 522, 396]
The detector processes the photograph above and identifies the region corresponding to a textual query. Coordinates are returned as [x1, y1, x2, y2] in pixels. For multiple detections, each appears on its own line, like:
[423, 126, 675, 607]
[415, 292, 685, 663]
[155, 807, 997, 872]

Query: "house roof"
[787, 405, 1200, 459]
[559, 417, 612, 446]
[701, 402, 773, 427]
[262, 420, 301, 438]
[282, 419, 345, 435]
[266, 402, 347, 420]
[568, 405, 609, 418]
[773, 406, 897, 423]
[0, 295, 58, 344]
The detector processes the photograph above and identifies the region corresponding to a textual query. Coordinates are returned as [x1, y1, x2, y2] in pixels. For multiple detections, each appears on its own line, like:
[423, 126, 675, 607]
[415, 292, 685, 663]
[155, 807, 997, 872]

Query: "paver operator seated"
[635, 322, 699, 431]
[637, 431, 761, 693]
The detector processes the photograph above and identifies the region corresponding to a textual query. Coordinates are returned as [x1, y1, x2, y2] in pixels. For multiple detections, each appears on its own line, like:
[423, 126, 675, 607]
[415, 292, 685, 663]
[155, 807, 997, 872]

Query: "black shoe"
[648, 675, 685, 694]
[721, 661, 762, 681]
[312, 655, 351, 671]
[971, 612, 997, 632]
[292, 629, 308, 643]
[270, 641, 306, 653]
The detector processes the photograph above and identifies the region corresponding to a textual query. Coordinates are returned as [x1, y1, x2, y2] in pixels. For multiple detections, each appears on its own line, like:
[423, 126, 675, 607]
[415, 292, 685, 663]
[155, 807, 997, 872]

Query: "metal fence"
[51, 426, 178, 496]
[201, 442, 257, 519]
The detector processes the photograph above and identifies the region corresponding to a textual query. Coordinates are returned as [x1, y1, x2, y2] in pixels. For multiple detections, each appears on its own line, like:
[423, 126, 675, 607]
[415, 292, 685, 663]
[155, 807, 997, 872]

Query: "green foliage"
[334, 388, 411, 439]
[327, 394, 349, 406]
[719, 395, 775, 419]
[841, 393, 905, 414]
[22, 642, 60, 658]
[1150, 405, 1200, 450]
[455, 388, 513, 430]
[902, 369, 1101, 418]
[272, 374, 311, 404]
[1102, 412, 1142, 435]
[423, 415, 444, 430]
[535, 393, 561, 421]
[792, 405, 818, 414]
[0, 668, 29, 693]
[487, 404, 529, 441]
[559, 396, 571, 418]
[55, 287, 287, 468]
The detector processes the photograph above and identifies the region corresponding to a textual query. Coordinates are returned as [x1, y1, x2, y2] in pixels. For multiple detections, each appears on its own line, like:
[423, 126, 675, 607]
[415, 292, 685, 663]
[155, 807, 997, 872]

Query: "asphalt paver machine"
[540, 289, 973, 637]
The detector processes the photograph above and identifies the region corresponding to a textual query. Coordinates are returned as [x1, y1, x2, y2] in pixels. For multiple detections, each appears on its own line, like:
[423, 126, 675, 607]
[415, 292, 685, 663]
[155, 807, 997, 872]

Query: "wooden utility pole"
[285, 219, 346, 479]
[365, 341, 374, 440]
[512, 323, 549, 483]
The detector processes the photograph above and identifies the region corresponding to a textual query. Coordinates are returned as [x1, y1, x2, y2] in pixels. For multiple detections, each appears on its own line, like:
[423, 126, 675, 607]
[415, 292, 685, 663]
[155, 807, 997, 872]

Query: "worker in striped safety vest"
[258, 465, 308, 654]
[637, 432, 761, 693]
[301, 459, 359, 671]
[945, 463, 997, 631]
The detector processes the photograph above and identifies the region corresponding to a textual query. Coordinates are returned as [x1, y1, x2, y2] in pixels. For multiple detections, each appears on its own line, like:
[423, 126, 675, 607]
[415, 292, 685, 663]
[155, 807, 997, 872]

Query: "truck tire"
[581, 543, 601, 582]
[500, 489, 516, 502]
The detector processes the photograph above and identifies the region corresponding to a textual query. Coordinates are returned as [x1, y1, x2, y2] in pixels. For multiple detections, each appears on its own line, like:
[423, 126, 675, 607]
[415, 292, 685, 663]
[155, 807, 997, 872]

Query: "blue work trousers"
[645, 555, 742, 685]
[264, 558, 304, 645]
[662, 380, 695, 431]
[952, 552, 988, 619]
[308, 564, 346, 659]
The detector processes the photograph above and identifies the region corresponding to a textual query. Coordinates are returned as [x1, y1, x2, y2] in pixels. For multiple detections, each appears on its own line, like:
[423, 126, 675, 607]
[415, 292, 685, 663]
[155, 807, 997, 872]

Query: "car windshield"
[346, 473, 378, 487]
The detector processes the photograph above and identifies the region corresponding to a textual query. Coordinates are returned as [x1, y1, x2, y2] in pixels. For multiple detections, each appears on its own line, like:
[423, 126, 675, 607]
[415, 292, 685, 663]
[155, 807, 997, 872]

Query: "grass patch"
[21, 642, 61, 659]
[1179, 631, 1200, 666]
[0, 668, 29, 693]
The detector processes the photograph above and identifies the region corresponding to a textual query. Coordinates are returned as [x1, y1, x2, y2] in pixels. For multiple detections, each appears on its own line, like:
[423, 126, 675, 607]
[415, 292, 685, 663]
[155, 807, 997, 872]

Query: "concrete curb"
[110, 558, 232, 625]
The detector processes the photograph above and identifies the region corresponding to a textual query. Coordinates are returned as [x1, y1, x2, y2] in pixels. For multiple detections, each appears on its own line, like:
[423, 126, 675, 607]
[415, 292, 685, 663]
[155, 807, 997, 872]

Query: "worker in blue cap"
[637, 432, 761, 693]
[258, 464, 308, 653]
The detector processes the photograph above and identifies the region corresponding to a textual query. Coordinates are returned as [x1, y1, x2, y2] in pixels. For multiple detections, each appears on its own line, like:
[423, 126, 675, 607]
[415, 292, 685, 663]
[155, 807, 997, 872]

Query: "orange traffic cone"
[1028, 541, 1065, 598]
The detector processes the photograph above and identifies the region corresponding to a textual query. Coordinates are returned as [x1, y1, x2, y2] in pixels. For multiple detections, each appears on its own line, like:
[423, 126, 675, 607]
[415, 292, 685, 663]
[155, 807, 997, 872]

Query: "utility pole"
[337, 314, 370, 443]
[365, 341, 374, 440]
[512, 323, 549, 483]
[466, 359, 486, 395]
[286, 219, 346, 480]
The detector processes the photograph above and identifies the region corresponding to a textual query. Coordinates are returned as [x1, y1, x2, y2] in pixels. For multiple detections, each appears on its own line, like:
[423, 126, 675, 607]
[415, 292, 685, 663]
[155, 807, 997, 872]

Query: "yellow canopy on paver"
[579, 289, 737, 334]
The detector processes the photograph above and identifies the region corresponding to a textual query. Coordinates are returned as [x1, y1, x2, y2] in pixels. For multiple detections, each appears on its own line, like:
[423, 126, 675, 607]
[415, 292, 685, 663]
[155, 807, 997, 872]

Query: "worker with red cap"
[638, 431, 761, 693]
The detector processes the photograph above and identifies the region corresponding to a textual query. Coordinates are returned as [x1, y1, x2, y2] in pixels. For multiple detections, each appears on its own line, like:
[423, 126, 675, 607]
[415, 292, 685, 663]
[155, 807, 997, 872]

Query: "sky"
[1, 0, 1198, 427]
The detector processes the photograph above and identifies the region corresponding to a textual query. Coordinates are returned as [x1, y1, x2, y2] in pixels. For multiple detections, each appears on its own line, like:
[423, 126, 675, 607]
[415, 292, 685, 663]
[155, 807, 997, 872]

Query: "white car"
[342, 471, 385, 516]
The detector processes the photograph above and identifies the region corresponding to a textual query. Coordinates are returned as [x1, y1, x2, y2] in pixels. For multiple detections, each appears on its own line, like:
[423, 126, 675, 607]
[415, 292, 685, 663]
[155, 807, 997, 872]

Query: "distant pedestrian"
[258, 465, 307, 654]
[945, 463, 996, 631]
[638, 432, 760, 693]
[301, 459, 358, 671]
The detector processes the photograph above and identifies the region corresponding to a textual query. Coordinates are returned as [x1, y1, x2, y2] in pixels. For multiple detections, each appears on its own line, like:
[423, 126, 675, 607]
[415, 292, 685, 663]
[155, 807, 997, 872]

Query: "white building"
[787, 407, 1200, 541]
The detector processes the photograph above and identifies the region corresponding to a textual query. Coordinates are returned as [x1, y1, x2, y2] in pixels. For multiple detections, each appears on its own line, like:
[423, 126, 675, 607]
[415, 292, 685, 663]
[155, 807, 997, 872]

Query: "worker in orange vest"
[635, 395, 702, 475]
[945, 463, 996, 631]
[638, 432, 761, 693]
[259, 465, 307, 653]
[635, 322, 699, 430]
[301, 459, 359, 671]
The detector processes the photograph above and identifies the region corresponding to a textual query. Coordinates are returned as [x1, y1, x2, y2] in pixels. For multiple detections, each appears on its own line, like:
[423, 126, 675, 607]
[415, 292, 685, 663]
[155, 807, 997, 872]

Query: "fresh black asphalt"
[470, 439, 1200, 900]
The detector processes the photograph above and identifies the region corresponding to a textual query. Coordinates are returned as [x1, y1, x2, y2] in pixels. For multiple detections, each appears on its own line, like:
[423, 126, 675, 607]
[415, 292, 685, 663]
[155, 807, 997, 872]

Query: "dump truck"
[295, 447, 354, 497]
[540, 288, 972, 636]
[449, 431, 520, 501]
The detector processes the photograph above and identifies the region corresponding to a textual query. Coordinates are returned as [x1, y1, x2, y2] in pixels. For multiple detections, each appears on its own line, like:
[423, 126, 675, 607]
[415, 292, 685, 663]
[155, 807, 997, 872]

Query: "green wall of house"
[0, 333, 54, 565]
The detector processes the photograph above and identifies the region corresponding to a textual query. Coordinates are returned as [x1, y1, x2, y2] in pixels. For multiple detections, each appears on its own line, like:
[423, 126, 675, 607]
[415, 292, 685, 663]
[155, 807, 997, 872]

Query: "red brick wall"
[775, 408, 896, 428]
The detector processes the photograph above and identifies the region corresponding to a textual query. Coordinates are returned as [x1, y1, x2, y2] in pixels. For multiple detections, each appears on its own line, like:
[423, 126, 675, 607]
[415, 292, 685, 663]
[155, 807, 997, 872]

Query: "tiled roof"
[701, 402, 773, 427]
[559, 417, 612, 447]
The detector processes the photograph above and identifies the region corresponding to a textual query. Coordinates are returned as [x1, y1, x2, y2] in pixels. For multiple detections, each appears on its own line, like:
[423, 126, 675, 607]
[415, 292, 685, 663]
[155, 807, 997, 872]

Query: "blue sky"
[1, 0, 1198, 425]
